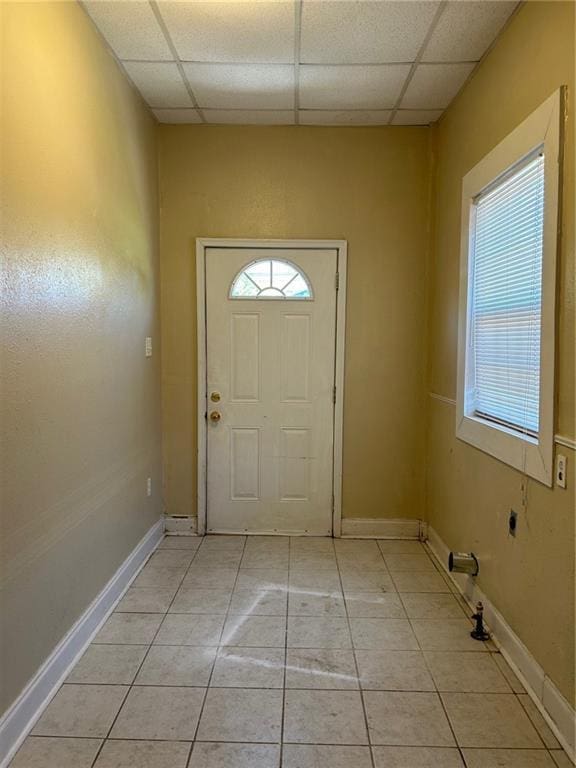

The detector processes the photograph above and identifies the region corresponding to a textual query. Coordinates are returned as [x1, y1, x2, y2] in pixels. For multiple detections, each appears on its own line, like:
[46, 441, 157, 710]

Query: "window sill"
[456, 411, 552, 486]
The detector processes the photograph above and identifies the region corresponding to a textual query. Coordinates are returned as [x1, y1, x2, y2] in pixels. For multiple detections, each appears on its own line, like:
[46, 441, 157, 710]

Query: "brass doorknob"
[209, 411, 221, 423]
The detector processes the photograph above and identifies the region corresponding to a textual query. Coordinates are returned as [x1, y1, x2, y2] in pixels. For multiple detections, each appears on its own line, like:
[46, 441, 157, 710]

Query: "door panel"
[206, 247, 337, 535]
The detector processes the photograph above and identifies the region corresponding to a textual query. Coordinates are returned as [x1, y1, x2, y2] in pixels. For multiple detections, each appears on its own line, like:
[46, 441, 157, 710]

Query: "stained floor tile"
[461, 748, 556, 767]
[170, 587, 232, 614]
[183, 567, 239, 590]
[383, 553, 436, 571]
[411, 619, 489, 651]
[93, 739, 191, 767]
[154, 614, 225, 645]
[350, 618, 419, 650]
[400, 592, 466, 619]
[288, 569, 342, 593]
[441, 692, 543, 748]
[135, 645, 216, 686]
[157, 535, 202, 550]
[110, 686, 204, 741]
[287, 616, 352, 648]
[194, 550, 243, 568]
[198, 535, 245, 551]
[188, 742, 281, 768]
[345, 591, 406, 618]
[378, 540, 425, 554]
[372, 746, 464, 766]
[285, 648, 358, 689]
[391, 571, 451, 593]
[94, 613, 163, 644]
[288, 592, 346, 617]
[10, 737, 102, 767]
[133, 565, 187, 588]
[197, 688, 283, 743]
[355, 650, 435, 691]
[220, 615, 286, 646]
[340, 569, 395, 593]
[424, 651, 511, 692]
[66, 644, 146, 685]
[235, 569, 288, 591]
[149, 550, 196, 568]
[282, 744, 372, 767]
[517, 693, 561, 749]
[364, 691, 455, 746]
[228, 589, 288, 615]
[32, 685, 128, 738]
[283, 689, 368, 744]
[211, 647, 285, 688]
[116, 586, 176, 613]
[15, 535, 572, 768]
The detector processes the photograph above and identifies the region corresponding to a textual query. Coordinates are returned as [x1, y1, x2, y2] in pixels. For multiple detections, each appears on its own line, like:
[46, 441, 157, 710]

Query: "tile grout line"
[88, 537, 204, 767]
[20, 537, 566, 766]
[184, 534, 249, 767]
[415, 596, 468, 765]
[388, 0, 448, 126]
[279, 535, 292, 765]
[335, 541, 377, 768]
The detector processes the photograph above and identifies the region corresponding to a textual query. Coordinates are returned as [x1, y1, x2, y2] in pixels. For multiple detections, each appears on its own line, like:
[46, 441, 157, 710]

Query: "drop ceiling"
[82, 0, 519, 126]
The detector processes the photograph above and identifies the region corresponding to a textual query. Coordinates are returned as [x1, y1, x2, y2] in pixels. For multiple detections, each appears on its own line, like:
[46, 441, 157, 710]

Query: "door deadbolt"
[210, 392, 221, 402]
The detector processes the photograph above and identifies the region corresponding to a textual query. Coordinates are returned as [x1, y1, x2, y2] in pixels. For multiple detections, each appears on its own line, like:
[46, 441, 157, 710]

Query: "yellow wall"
[158, 125, 432, 523]
[0, 2, 161, 714]
[426, 1, 575, 705]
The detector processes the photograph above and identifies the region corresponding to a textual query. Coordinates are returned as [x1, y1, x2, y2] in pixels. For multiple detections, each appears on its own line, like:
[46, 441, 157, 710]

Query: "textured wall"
[158, 125, 432, 522]
[426, 1, 575, 705]
[0, 2, 162, 714]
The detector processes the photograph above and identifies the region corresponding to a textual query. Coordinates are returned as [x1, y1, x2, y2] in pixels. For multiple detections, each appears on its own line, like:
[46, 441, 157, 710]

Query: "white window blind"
[468, 151, 545, 437]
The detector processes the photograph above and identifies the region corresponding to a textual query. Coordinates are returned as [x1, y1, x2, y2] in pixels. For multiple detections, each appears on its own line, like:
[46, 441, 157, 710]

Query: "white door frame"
[196, 238, 347, 537]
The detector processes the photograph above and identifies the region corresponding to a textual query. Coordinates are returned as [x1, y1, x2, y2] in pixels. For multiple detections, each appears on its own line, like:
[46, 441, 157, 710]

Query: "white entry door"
[205, 246, 338, 535]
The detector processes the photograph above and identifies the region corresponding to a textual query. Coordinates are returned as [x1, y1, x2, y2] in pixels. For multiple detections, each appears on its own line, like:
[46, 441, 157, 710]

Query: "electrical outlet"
[145, 337, 152, 357]
[146, 477, 152, 497]
[509, 509, 518, 537]
[555, 454, 567, 489]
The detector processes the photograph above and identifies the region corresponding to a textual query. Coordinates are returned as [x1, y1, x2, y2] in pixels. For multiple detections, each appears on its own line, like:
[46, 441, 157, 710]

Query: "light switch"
[145, 337, 152, 357]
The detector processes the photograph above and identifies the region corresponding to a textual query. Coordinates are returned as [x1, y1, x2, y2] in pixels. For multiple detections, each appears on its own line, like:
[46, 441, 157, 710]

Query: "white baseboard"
[0, 517, 164, 768]
[340, 518, 423, 539]
[426, 525, 576, 762]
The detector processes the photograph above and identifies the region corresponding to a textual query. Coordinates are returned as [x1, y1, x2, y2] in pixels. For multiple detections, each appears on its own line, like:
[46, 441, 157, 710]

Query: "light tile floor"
[10, 535, 572, 768]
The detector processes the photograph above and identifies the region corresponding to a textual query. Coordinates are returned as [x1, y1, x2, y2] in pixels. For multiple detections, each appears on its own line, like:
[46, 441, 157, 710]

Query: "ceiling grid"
[80, 0, 520, 126]
[387, 0, 447, 125]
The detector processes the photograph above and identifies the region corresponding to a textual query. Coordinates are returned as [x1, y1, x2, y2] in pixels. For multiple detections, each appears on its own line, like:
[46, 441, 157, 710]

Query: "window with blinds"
[467, 151, 545, 438]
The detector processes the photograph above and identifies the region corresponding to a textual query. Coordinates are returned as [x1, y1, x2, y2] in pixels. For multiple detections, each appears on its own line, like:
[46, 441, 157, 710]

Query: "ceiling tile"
[153, 109, 203, 123]
[401, 63, 475, 109]
[83, 1, 173, 61]
[301, 1, 440, 64]
[300, 65, 409, 110]
[392, 110, 443, 126]
[123, 62, 192, 108]
[158, 1, 295, 63]
[299, 110, 392, 126]
[203, 110, 294, 124]
[423, 1, 518, 62]
[183, 64, 294, 109]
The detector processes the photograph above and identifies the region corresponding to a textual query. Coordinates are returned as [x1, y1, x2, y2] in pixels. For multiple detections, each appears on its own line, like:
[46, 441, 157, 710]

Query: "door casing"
[196, 238, 347, 537]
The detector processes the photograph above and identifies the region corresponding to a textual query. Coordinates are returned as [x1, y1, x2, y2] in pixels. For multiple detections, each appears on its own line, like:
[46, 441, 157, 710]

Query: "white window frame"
[456, 89, 563, 486]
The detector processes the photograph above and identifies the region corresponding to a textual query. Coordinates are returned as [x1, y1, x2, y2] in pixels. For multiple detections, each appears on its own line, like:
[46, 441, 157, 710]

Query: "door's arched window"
[229, 259, 313, 300]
